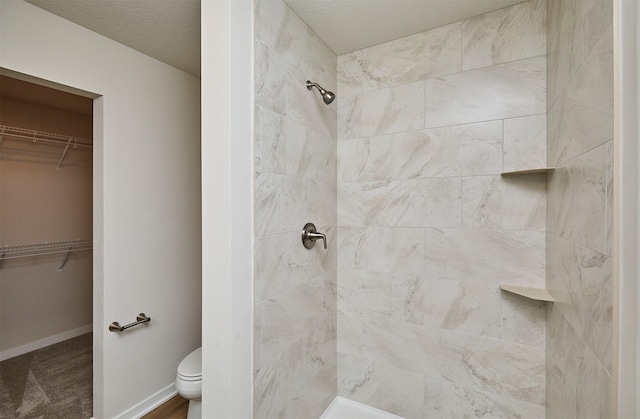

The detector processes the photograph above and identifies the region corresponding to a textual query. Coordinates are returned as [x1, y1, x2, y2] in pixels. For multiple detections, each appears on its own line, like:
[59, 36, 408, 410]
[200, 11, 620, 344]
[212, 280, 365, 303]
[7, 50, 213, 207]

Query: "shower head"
[306, 80, 336, 105]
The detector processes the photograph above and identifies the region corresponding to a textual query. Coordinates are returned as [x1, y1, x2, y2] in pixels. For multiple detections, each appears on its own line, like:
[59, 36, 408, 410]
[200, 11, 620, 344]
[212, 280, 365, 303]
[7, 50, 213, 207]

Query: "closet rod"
[0, 125, 92, 147]
[0, 239, 93, 261]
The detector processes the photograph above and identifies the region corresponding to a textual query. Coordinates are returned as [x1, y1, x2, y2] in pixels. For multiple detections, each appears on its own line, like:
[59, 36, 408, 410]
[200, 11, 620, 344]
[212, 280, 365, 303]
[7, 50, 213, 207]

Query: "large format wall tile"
[502, 292, 546, 348]
[503, 114, 547, 172]
[338, 82, 425, 139]
[547, 144, 607, 254]
[358, 317, 545, 406]
[462, 174, 546, 231]
[338, 269, 392, 317]
[391, 276, 502, 338]
[547, 26, 613, 167]
[546, 304, 579, 419]
[338, 226, 425, 275]
[257, 107, 333, 181]
[462, 0, 546, 71]
[337, 136, 392, 182]
[337, 52, 363, 97]
[423, 56, 546, 128]
[546, 0, 583, 107]
[255, 41, 287, 116]
[338, 353, 426, 418]
[546, 233, 613, 372]
[424, 375, 545, 419]
[424, 228, 545, 285]
[361, 22, 462, 91]
[391, 121, 503, 179]
[338, 178, 461, 228]
[255, 227, 335, 301]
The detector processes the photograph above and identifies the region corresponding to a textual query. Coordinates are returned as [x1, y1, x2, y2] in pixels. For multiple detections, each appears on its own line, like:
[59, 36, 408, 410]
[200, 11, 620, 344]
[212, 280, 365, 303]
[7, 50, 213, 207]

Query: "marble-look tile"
[547, 26, 613, 167]
[338, 81, 425, 139]
[423, 228, 545, 285]
[546, 304, 579, 419]
[503, 114, 547, 173]
[337, 52, 363, 97]
[307, 179, 337, 229]
[547, 0, 583, 108]
[254, 172, 307, 236]
[255, 333, 336, 418]
[424, 375, 545, 418]
[338, 178, 461, 228]
[502, 292, 546, 348]
[338, 353, 425, 419]
[605, 140, 613, 257]
[337, 226, 425, 276]
[358, 316, 545, 405]
[424, 56, 546, 128]
[462, 174, 546, 231]
[361, 22, 462, 91]
[391, 121, 503, 179]
[392, 276, 502, 338]
[337, 310, 366, 356]
[338, 269, 392, 317]
[255, 40, 287, 116]
[254, 227, 335, 301]
[337, 136, 392, 183]
[287, 62, 337, 139]
[576, 344, 612, 418]
[545, 233, 613, 373]
[462, 0, 546, 71]
[257, 279, 334, 367]
[547, 144, 607, 254]
[258, 107, 332, 181]
[582, 0, 613, 58]
[254, 0, 307, 66]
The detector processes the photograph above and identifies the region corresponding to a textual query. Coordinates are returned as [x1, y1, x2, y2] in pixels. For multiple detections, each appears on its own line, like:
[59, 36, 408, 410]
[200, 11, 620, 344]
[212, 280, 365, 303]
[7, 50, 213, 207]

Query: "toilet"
[175, 347, 202, 419]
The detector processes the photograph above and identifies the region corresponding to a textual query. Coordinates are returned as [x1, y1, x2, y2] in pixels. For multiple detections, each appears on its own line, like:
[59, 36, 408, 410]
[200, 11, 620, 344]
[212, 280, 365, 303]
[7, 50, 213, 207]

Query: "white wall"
[201, 0, 254, 417]
[0, 1, 202, 417]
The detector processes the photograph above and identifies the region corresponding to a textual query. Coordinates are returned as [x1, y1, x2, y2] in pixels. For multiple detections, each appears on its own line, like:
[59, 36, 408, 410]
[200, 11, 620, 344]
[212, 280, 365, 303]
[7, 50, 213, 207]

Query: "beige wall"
[0, 96, 93, 357]
[337, 0, 548, 416]
[545, 0, 614, 417]
[0, 1, 202, 417]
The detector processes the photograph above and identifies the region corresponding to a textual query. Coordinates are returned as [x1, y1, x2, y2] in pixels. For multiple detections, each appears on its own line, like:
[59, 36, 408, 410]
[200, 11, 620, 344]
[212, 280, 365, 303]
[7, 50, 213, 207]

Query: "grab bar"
[109, 313, 151, 332]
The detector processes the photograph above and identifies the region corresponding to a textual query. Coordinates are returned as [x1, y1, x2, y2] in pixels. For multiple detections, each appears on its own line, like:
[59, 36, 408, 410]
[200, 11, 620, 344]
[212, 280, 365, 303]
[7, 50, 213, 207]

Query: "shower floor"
[0, 333, 93, 418]
[321, 397, 403, 419]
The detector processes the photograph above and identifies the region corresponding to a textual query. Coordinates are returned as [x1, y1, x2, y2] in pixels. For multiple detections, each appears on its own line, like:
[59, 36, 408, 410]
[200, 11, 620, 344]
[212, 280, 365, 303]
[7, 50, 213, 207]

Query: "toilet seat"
[177, 347, 202, 381]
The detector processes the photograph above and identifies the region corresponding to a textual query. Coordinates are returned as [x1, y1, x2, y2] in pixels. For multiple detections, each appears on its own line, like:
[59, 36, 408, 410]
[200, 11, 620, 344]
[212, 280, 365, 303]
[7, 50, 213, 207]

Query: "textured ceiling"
[24, 0, 201, 77]
[283, 0, 528, 55]
[22, 0, 528, 78]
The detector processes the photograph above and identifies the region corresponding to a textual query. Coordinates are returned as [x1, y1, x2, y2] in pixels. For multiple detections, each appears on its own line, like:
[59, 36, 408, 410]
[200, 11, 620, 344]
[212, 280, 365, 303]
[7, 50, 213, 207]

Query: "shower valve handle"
[302, 223, 327, 250]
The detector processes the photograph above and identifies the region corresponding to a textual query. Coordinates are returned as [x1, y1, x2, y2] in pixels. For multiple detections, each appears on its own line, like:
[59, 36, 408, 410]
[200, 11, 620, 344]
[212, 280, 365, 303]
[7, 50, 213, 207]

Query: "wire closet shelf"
[0, 124, 93, 170]
[0, 239, 93, 270]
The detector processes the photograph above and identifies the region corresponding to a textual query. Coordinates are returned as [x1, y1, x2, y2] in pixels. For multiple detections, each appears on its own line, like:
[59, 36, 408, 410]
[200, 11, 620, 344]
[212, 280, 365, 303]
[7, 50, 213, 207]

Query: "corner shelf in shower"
[0, 125, 92, 170]
[500, 284, 554, 302]
[0, 239, 93, 271]
[501, 167, 555, 175]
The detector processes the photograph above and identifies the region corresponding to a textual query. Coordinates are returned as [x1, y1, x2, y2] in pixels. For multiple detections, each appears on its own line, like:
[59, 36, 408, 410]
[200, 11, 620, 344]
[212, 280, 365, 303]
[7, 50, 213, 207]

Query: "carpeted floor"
[0, 333, 92, 419]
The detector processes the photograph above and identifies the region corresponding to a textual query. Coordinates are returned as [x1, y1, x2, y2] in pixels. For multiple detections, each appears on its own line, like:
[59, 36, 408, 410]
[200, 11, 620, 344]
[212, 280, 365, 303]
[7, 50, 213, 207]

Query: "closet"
[0, 76, 93, 418]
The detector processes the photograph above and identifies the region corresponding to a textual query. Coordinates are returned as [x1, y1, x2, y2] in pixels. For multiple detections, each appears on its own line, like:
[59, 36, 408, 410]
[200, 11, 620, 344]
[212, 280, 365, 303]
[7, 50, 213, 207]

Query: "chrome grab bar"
[109, 313, 151, 332]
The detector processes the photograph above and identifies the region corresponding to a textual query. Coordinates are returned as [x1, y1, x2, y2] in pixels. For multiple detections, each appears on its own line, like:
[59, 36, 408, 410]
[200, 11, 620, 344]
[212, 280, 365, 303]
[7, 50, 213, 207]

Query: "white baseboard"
[115, 383, 177, 419]
[0, 324, 93, 361]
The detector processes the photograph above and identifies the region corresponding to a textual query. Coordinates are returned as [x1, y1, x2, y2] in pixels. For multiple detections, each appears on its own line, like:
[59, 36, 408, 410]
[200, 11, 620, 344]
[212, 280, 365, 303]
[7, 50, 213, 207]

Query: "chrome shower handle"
[302, 223, 327, 249]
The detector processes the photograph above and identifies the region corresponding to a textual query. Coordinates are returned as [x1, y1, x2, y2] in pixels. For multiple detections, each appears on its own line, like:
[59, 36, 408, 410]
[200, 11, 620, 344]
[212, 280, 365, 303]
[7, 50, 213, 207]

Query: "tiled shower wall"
[253, 0, 338, 416]
[545, 0, 613, 416]
[336, 0, 548, 416]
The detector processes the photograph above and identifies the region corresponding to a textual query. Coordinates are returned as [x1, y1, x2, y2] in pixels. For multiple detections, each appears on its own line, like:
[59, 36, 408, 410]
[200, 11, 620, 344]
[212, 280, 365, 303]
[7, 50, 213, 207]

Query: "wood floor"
[142, 395, 189, 419]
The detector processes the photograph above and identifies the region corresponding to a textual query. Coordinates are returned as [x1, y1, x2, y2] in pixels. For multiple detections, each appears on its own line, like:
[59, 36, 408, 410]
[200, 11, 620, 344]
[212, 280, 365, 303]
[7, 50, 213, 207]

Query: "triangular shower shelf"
[501, 167, 555, 175]
[500, 284, 554, 302]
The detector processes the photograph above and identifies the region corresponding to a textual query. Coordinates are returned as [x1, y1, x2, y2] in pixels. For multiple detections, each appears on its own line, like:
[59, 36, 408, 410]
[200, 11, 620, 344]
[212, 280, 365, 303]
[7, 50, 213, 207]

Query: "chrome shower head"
[306, 80, 336, 105]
